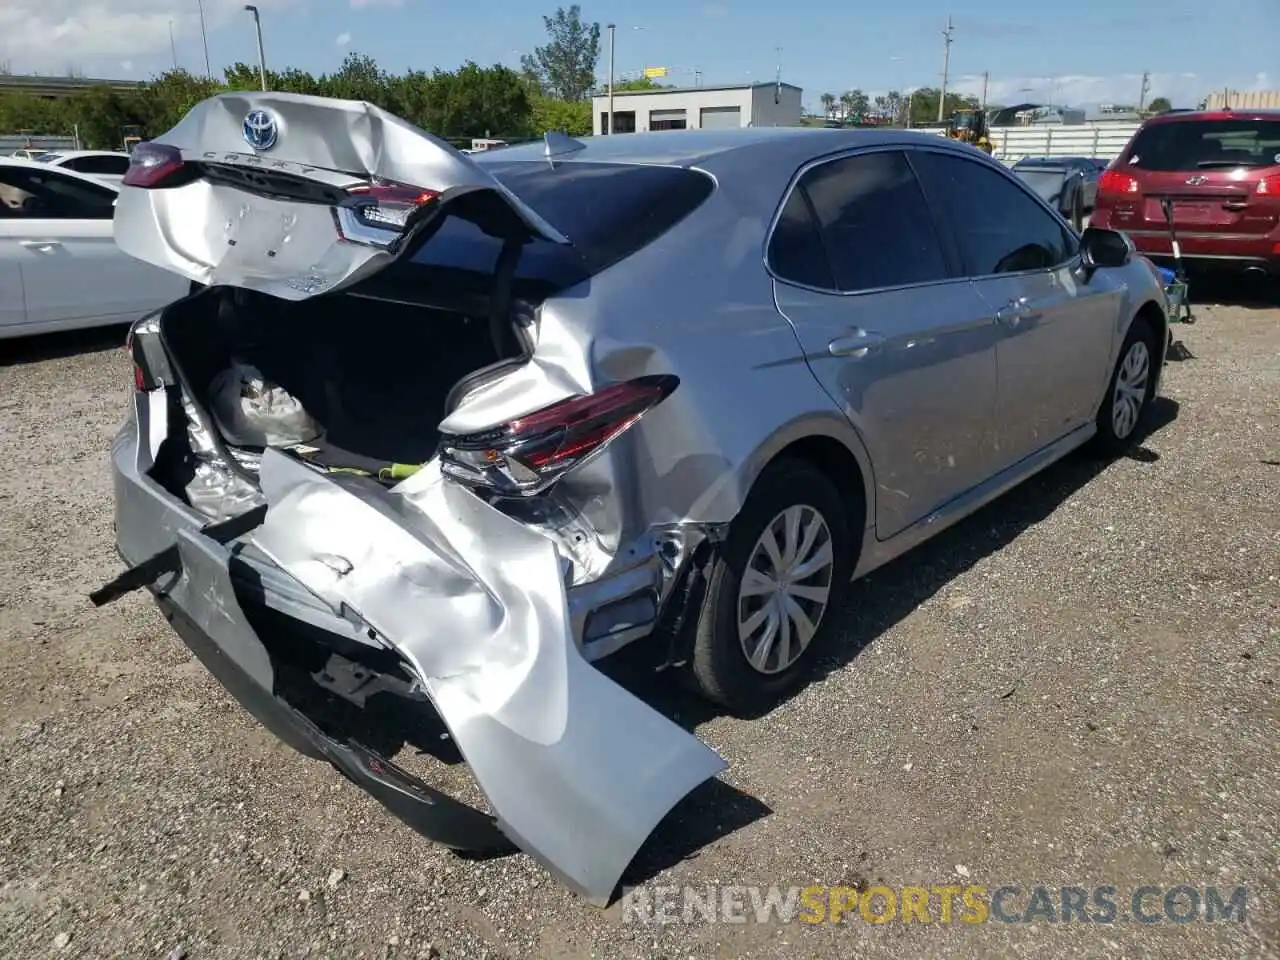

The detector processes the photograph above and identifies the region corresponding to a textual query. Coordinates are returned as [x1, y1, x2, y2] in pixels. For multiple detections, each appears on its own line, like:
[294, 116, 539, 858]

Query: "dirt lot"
[0, 300, 1276, 960]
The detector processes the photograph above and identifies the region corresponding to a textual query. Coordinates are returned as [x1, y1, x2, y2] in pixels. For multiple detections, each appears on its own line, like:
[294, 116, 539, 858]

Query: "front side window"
[911, 151, 1075, 276]
[794, 150, 951, 293]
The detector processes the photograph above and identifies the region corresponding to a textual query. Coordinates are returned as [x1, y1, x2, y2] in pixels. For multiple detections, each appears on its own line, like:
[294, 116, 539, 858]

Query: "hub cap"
[1112, 339, 1150, 440]
[737, 504, 835, 675]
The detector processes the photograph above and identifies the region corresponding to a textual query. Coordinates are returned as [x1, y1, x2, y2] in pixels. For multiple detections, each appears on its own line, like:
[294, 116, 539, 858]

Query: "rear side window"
[1124, 118, 1280, 171]
[481, 161, 715, 273]
[796, 150, 951, 292]
[0, 167, 115, 219]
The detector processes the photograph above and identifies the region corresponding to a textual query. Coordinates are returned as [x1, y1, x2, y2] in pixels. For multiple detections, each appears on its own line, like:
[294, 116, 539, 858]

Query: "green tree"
[532, 95, 591, 136]
[0, 93, 69, 135]
[906, 87, 979, 125]
[420, 62, 532, 139]
[614, 77, 666, 92]
[520, 5, 600, 102]
[819, 92, 835, 118]
[62, 84, 140, 148]
[1147, 96, 1172, 114]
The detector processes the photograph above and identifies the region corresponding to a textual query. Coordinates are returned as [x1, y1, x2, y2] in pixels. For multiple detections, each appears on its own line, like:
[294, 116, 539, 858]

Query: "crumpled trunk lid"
[113, 91, 569, 300]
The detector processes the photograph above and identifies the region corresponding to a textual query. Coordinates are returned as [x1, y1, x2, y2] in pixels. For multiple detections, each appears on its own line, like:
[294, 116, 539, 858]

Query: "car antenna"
[544, 130, 587, 168]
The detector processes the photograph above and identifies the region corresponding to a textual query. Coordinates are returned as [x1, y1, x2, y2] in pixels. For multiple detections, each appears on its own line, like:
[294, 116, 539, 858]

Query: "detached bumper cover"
[96, 446, 725, 905]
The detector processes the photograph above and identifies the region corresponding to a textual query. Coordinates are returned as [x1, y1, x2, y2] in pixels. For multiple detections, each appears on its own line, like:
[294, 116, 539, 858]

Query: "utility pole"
[244, 5, 267, 90]
[1138, 71, 1150, 112]
[607, 23, 616, 135]
[937, 16, 954, 122]
[774, 46, 782, 105]
[168, 20, 178, 70]
[196, 0, 212, 78]
[980, 70, 989, 111]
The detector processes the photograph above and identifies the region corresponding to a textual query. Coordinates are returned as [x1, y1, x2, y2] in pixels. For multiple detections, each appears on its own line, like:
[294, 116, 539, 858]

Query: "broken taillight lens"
[122, 142, 186, 188]
[344, 182, 440, 230]
[439, 375, 680, 497]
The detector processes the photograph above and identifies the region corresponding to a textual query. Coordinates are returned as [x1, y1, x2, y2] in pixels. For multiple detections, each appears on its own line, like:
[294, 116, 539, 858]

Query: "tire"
[1090, 316, 1158, 456]
[689, 458, 855, 716]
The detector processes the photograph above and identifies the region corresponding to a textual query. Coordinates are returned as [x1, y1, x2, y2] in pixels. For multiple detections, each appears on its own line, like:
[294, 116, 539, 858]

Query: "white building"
[591, 82, 804, 136]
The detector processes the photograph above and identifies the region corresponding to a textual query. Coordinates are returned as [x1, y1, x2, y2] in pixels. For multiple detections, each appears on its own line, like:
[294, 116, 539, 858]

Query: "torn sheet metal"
[181, 389, 265, 522]
[113, 91, 568, 301]
[250, 449, 725, 903]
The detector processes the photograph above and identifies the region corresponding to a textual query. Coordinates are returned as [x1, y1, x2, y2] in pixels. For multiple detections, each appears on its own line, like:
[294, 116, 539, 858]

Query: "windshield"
[1013, 169, 1067, 203]
[1125, 118, 1280, 171]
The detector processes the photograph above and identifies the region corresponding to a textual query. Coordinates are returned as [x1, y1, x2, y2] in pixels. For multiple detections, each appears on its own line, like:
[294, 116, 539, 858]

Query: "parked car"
[9, 148, 53, 161]
[94, 93, 1172, 903]
[1011, 156, 1100, 230]
[1090, 109, 1280, 280]
[35, 149, 133, 184]
[0, 158, 189, 338]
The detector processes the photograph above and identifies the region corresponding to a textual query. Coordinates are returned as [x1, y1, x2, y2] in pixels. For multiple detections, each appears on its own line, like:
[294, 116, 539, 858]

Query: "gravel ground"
[0, 300, 1276, 960]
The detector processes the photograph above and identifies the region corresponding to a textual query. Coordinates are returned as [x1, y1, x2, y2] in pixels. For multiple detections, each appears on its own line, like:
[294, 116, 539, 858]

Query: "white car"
[0, 158, 190, 339]
[35, 150, 134, 185]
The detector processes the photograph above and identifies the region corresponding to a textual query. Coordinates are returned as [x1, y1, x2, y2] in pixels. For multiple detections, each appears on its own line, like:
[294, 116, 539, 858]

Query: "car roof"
[475, 126, 986, 170]
[46, 149, 130, 159]
[1141, 109, 1280, 126]
[0, 155, 121, 191]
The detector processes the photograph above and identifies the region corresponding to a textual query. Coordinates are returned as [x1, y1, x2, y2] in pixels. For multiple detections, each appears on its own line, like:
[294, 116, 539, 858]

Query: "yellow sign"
[643, 66, 668, 79]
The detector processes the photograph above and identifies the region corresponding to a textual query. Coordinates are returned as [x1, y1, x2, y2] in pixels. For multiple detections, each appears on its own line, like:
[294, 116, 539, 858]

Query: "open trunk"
[161, 284, 529, 478]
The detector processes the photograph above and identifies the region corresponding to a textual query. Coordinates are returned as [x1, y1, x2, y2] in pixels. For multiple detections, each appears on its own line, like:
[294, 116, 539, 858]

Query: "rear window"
[482, 161, 715, 272]
[1125, 118, 1280, 171]
[1013, 169, 1068, 203]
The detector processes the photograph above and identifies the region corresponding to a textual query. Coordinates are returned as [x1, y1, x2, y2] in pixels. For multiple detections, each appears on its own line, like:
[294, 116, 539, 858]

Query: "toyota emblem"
[242, 109, 279, 151]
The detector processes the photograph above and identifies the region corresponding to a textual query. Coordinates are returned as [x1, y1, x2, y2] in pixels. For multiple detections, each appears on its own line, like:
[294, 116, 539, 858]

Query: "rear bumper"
[1098, 223, 1280, 272]
[155, 589, 514, 852]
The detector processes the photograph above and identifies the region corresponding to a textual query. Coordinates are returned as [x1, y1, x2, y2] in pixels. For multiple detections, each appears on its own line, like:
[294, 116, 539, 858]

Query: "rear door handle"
[1222, 200, 1248, 211]
[996, 297, 1039, 328]
[828, 329, 885, 359]
[19, 239, 62, 251]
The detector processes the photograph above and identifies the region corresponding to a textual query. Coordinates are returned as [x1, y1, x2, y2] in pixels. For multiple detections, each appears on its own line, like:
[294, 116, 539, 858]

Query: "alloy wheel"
[736, 504, 835, 675]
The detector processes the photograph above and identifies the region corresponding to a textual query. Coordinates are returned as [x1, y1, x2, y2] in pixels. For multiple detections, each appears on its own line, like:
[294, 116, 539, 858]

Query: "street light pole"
[245, 5, 267, 90]
[196, 0, 212, 78]
[607, 23, 616, 135]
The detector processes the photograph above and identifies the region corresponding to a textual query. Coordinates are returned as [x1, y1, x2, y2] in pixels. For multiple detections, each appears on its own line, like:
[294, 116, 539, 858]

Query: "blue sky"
[2, 0, 1275, 111]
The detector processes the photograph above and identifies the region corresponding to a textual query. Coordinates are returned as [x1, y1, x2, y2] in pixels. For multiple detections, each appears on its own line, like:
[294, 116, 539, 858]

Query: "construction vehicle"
[946, 108, 993, 153]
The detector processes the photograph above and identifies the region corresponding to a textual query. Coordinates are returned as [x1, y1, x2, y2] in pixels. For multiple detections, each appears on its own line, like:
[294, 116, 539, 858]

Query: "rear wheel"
[689, 458, 854, 716]
[1090, 317, 1158, 456]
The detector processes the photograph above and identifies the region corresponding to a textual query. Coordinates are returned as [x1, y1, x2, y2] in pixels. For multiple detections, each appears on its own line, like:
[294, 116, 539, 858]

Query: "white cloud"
[0, 0, 300, 75]
[335, 31, 351, 47]
[945, 71, 1273, 110]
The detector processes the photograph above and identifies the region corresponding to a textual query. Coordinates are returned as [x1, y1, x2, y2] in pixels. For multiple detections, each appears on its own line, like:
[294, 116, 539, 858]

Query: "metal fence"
[933, 121, 1142, 164]
[2, 133, 81, 154]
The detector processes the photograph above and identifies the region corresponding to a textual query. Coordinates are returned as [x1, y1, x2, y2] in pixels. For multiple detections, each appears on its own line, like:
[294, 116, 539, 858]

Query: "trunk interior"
[161, 286, 528, 471]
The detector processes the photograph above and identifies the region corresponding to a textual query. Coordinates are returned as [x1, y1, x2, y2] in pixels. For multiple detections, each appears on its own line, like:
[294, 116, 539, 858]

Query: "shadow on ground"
[0, 324, 130, 367]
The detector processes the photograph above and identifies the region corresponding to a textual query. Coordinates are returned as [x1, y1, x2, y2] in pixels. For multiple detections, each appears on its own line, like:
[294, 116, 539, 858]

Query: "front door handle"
[19, 239, 62, 252]
[828, 329, 885, 359]
[995, 297, 1038, 328]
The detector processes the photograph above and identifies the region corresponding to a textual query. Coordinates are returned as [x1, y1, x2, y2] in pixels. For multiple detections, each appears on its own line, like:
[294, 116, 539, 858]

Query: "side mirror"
[1079, 226, 1133, 271]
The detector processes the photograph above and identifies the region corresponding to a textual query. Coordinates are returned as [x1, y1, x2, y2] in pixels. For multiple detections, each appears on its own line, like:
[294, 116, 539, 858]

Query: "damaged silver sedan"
[95, 92, 1171, 903]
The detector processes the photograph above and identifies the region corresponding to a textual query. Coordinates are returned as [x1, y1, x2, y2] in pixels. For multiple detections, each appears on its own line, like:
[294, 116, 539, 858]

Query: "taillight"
[1098, 170, 1140, 195]
[1256, 174, 1280, 195]
[122, 142, 186, 188]
[344, 181, 440, 230]
[439, 375, 680, 496]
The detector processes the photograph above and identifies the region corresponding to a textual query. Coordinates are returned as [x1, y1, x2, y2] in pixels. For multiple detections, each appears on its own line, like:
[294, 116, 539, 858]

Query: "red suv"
[1091, 110, 1280, 279]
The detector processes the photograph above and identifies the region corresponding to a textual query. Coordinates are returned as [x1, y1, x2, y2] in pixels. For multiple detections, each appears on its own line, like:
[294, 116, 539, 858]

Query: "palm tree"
[820, 92, 836, 118]
[840, 91, 854, 122]
[850, 89, 869, 120]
